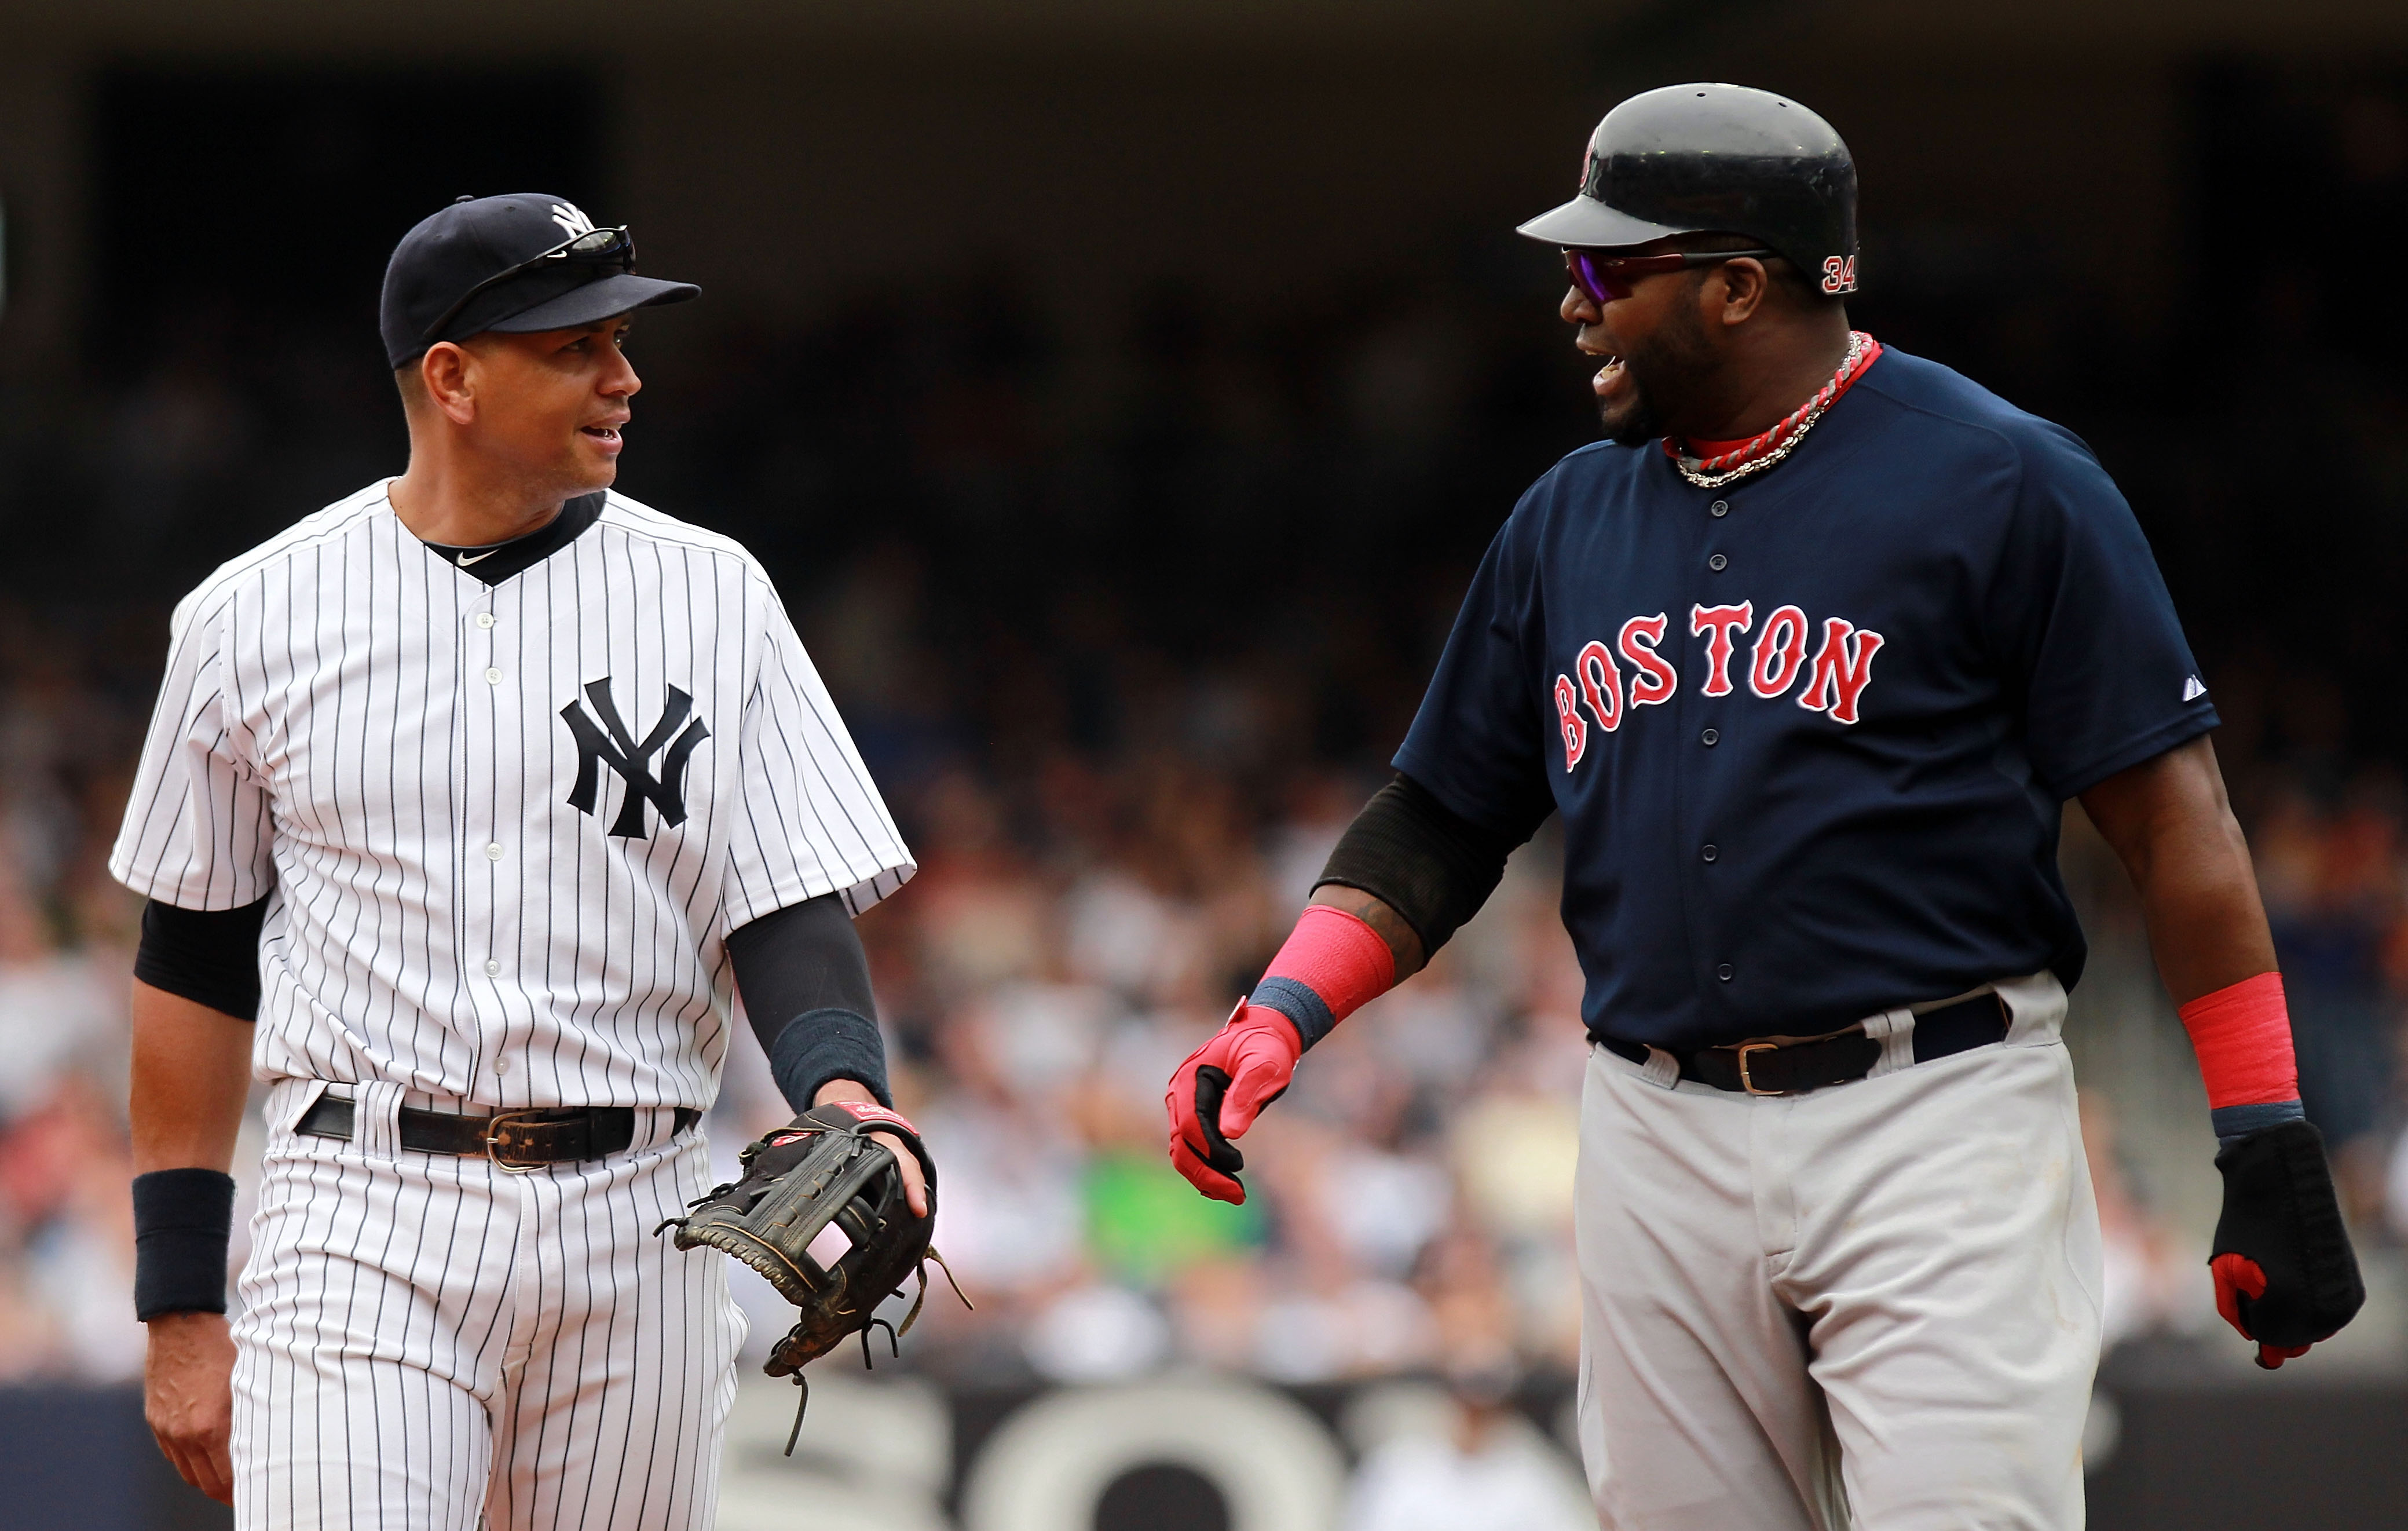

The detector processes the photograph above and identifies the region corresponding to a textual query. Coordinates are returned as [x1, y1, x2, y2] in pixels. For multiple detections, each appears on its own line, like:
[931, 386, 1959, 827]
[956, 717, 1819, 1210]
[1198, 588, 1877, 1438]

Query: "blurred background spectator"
[1341, 1363, 1593, 1531]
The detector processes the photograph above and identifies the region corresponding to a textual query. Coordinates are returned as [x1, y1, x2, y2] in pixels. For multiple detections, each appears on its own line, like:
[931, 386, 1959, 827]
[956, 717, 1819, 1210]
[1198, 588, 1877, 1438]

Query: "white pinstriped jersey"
[110, 480, 913, 1109]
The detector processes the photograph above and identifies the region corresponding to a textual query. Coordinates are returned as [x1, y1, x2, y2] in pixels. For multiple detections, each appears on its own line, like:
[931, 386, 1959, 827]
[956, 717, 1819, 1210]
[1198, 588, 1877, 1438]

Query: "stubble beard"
[1600, 376, 1665, 447]
[1597, 299, 1716, 447]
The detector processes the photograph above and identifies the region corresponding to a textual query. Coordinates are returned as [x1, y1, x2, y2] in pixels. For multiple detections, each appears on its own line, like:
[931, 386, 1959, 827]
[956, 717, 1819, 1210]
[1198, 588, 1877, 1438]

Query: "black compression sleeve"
[135, 898, 270, 1021]
[1314, 773, 1542, 956]
[726, 894, 892, 1111]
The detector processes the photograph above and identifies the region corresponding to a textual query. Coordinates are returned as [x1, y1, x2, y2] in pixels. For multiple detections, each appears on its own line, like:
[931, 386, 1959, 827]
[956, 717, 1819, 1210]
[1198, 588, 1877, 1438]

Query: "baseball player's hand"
[144, 1310, 237, 1504]
[1165, 1002, 1302, 1205]
[2207, 1119, 2365, 1369]
[813, 1079, 928, 1218]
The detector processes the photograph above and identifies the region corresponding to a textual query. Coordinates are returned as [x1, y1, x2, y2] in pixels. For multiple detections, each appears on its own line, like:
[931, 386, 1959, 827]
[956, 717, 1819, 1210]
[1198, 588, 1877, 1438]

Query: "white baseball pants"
[1572, 974, 2102, 1529]
[230, 1081, 745, 1530]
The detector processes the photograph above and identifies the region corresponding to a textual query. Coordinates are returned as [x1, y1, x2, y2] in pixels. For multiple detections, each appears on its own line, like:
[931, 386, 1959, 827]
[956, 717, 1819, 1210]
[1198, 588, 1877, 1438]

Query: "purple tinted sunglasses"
[1564, 247, 1777, 305]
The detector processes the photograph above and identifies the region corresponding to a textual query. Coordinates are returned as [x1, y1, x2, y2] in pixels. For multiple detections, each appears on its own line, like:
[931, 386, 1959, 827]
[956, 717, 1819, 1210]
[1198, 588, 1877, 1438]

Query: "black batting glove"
[2208, 1119, 2365, 1369]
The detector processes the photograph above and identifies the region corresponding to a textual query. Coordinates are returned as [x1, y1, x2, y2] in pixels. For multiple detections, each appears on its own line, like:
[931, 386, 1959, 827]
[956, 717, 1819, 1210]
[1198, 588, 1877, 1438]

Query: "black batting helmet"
[1518, 83, 1859, 295]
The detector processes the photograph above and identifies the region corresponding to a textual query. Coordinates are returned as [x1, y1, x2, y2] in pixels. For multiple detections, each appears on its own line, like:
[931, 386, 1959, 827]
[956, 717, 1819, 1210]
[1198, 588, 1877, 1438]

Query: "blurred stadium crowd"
[3, 78, 2407, 1408]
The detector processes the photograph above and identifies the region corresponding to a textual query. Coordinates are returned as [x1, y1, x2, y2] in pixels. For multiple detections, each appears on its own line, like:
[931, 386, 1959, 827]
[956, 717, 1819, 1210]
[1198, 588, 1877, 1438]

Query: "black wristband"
[131, 1168, 237, 1320]
[767, 1007, 893, 1112]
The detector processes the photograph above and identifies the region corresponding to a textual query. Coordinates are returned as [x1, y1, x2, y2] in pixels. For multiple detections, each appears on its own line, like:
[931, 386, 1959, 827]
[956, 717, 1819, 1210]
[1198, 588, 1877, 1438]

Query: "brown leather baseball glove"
[657, 1100, 965, 1450]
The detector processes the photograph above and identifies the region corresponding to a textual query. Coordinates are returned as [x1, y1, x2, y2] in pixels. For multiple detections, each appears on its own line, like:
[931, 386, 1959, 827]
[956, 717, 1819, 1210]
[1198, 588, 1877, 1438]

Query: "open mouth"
[580, 425, 624, 447]
[1591, 354, 1628, 397]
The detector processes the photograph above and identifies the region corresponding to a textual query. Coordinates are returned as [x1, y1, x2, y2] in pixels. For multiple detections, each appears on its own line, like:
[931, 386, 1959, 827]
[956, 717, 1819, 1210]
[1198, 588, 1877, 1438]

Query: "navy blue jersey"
[1395, 347, 2216, 1051]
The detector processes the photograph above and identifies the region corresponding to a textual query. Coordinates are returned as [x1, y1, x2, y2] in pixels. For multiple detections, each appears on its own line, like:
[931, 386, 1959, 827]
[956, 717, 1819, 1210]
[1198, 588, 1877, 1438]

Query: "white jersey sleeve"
[109, 586, 277, 910]
[719, 592, 914, 928]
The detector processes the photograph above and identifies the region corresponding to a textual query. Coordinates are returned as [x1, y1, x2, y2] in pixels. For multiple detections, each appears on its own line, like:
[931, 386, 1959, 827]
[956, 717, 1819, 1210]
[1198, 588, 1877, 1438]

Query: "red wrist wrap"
[1261, 905, 1397, 1027]
[2176, 972, 2299, 1109]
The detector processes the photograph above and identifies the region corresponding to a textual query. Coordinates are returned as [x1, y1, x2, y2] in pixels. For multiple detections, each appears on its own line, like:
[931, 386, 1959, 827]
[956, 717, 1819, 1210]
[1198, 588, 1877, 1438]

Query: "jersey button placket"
[462, 594, 514, 1091]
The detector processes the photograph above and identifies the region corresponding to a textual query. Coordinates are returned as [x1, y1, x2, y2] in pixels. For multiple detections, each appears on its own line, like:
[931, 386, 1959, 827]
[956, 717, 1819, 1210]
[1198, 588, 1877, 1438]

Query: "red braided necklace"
[1663, 331, 1882, 489]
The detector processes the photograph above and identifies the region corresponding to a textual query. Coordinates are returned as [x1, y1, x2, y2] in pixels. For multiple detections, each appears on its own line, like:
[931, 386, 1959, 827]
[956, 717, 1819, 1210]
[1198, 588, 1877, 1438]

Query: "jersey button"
[1707, 553, 1728, 571]
[494, 1057, 510, 1075]
[486, 843, 504, 861]
[1700, 728, 1719, 746]
[1710, 499, 1729, 517]
[484, 959, 501, 976]
[1716, 963, 1734, 982]
[485, 667, 503, 684]
[1701, 844, 1718, 863]
[475, 613, 496, 629]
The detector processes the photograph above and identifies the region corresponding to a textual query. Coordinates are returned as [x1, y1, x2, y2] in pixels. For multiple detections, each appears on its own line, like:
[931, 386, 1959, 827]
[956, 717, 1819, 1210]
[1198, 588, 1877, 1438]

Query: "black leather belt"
[297, 1097, 701, 1168]
[1601, 992, 2010, 1096]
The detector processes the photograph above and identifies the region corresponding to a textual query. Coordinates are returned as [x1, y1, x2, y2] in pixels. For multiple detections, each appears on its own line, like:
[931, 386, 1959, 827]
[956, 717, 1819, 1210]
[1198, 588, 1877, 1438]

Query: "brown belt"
[1601, 992, 2009, 1096]
[297, 1096, 700, 1169]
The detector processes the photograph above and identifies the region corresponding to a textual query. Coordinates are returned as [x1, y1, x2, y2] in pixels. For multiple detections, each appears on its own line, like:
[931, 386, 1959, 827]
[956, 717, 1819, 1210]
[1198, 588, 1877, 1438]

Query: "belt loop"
[266, 1079, 331, 1140]
[1993, 971, 2066, 1046]
[1640, 1046, 1682, 1091]
[1860, 1007, 1917, 1078]
[352, 1081, 407, 1162]
[632, 1106, 675, 1153]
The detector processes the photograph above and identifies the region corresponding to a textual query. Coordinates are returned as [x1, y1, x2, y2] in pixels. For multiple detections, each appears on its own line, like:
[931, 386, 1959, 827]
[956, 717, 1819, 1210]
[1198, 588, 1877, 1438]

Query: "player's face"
[467, 319, 641, 495]
[1561, 261, 1715, 446]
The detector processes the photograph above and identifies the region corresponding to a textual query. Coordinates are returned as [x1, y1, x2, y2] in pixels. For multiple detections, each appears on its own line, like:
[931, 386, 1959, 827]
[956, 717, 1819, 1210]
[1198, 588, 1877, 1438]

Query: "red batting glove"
[1165, 1001, 1302, 1205]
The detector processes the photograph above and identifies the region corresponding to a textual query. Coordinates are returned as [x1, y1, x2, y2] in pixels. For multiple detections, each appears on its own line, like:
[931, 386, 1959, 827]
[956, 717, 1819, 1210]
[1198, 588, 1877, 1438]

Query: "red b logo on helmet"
[1820, 255, 1858, 294]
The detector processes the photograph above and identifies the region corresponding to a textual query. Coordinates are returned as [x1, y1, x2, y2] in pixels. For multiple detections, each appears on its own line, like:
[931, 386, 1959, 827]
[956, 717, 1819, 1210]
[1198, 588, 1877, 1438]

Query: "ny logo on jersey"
[550, 202, 597, 241]
[559, 678, 710, 837]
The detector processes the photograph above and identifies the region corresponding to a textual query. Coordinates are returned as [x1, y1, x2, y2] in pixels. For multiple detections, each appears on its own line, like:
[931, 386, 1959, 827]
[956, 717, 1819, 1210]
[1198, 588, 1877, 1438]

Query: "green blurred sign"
[1083, 1152, 1262, 1285]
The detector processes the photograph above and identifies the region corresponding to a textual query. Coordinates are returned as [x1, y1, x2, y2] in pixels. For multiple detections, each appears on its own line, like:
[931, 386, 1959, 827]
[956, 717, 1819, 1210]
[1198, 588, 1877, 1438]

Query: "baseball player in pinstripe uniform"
[115, 193, 925, 1528]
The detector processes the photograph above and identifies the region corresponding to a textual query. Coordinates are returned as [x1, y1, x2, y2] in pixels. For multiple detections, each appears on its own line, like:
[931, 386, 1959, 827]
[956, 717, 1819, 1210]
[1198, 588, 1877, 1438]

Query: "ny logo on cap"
[550, 202, 597, 241]
[559, 678, 709, 837]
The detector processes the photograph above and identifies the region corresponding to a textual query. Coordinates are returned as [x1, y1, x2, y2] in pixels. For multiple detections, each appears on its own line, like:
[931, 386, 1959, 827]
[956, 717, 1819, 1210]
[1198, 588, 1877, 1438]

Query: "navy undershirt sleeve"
[135, 897, 270, 1021]
[1984, 422, 2219, 798]
[726, 894, 892, 1110]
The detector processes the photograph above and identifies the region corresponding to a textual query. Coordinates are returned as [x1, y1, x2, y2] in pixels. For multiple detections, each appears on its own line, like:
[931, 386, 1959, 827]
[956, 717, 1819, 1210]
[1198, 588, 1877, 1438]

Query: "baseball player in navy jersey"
[1170, 85, 2363, 1527]
[116, 193, 927, 1528]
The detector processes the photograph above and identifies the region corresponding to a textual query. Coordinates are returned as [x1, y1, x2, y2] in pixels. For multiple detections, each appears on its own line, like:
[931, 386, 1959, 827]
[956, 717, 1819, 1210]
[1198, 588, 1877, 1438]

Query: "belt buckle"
[484, 1109, 565, 1172]
[1733, 1041, 1788, 1097]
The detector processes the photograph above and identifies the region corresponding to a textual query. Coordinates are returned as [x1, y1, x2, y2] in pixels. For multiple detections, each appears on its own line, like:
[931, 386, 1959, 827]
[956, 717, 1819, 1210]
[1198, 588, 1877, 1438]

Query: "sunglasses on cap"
[420, 224, 638, 344]
[1562, 246, 1778, 306]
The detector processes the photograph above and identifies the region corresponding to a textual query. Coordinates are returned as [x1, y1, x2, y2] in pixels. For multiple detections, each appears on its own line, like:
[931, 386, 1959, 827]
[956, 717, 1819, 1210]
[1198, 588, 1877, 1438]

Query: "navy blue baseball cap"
[380, 193, 699, 369]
